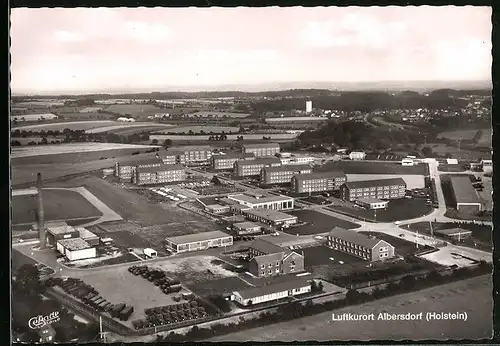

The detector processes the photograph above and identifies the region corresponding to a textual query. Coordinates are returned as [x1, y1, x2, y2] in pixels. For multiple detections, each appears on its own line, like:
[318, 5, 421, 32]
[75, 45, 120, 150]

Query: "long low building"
[234, 157, 282, 177]
[165, 230, 233, 253]
[260, 165, 312, 185]
[449, 176, 483, 213]
[56, 238, 97, 261]
[340, 178, 406, 202]
[354, 198, 389, 210]
[232, 221, 262, 236]
[240, 208, 298, 227]
[291, 171, 347, 193]
[134, 164, 186, 185]
[226, 191, 294, 210]
[232, 279, 312, 306]
[434, 227, 473, 241]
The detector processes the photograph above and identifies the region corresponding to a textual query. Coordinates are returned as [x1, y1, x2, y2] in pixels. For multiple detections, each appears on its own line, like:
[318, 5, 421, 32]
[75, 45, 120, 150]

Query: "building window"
[261, 264, 265, 269]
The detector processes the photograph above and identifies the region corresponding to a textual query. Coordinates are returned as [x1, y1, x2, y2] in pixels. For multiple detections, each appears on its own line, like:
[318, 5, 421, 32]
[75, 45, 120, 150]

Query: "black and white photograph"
[10, 6, 493, 343]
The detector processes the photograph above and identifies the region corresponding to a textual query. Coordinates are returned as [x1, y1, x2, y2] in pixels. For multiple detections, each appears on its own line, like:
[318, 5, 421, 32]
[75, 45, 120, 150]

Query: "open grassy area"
[438, 128, 492, 146]
[11, 189, 102, 225]
[329, 198, 433, 222]
[154, 125, 239, 134]
[302, 246, 365, 268]
[407, 222, 492, 244]
[13, 120, 117, 132]
[426, 143, 490, 161]
[316, 161, 428, 175]
[358, 231, 433, 256]
[287, 210, 360, 235]
[104, 104, 166, 116]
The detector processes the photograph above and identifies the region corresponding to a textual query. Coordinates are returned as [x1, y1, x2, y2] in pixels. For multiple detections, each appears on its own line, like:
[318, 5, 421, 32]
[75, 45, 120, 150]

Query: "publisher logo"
[28, 311, 60, 329]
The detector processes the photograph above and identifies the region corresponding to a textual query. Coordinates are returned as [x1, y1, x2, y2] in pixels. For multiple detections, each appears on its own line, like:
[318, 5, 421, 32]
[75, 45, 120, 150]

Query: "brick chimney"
[36, 173, 46, 249]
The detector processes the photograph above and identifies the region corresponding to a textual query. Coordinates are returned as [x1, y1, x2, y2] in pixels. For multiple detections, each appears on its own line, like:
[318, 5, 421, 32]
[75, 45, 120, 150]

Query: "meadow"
[13, 120, 117, 131]
[104, 104, 166, 116]
[150, 133, 299, 141]
[84, 123, 176, 134]
[11, 143, 159, 158]
[186, 111, 250, 118]
[438, 128, 492, 146]
[154, 126, 239, 134]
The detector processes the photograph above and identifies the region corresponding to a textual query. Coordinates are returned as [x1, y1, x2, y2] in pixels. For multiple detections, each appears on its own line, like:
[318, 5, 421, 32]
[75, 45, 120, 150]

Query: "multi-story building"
[234, 157, 282, 177]
[160, 153, 178, 165]
[260, 164, 312, 185]
[326, 227, 395, 262]
[211, 152, 255, 170]
[115, 157, 163, 182]
[291, 171, 347, 193]
[241, 143, 280, 157]
[134, 164, 185, 185]
[340, 178, 406, 202]
[248, 238, 305, 277]
[166, 145, 213, 165]
[226, 191, 294, 210]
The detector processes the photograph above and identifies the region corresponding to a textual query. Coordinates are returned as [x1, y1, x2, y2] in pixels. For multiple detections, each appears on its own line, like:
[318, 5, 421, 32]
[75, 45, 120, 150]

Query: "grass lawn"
[302, 246, 365, 268]
[329, 198, 433, 222]
[407, 221, 492, 244]
[316, 161, 427, 175]
[11, 189, 102, 225]
[288, 210, 360, 235]
[104, 104, 165, 116]
[358, 231, 433, 256]
[438, 128, 492, 147]
[186, 276, 251, 298]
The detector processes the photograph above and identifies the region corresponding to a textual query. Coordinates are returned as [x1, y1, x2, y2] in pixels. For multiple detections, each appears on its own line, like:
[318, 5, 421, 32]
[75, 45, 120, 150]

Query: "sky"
[10, 6, 492, 94]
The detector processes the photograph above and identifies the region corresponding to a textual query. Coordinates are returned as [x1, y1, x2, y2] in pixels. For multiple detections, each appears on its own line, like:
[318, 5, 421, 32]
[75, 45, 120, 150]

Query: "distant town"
[11, 87, 493, 343]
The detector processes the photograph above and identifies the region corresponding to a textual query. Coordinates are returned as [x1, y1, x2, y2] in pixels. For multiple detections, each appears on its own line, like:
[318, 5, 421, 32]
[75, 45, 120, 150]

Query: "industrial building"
[354, 198, 389, 210]
[434, 228, 473, 241]
[115, 157, 163, 182]
[56, 238, 97, 261]
[291, 171, 347, 193]
[234, 157, 282, 177]
[167, 145, 213, 165]
[340, 178, 407, 202]
[449, 176, 483, 213]
[76, 227, 100, 246]
[45, 222, 80, 246]
[248, 238, 305, 277]
[232, 221, 262, 236]
[241, 143, 281, 158]
[134, 164, 186, 185]
[260, 164, 312, 185]
[327, 227, 395, 261]
[232, 279, 311, 306]
[226, 191, 294, 210]
[165, 230, 233, 253]
[211, 152, 255, 170]
[240, 208, 298, 227]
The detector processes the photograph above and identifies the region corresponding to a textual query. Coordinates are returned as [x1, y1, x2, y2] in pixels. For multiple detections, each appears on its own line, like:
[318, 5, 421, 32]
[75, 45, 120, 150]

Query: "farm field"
[85, 123, 176, 134]
[345, 174, 425, 189]
[316, 161, 428, 175]
[426, 143, 490, 160]
[11, 189, 102, 225]
[104, 104, 166, 116]
[13, 120, 117, 131]
[11, 136, 66, 145]
[438, 128, 492, 146]
[288, 210, 360, 235]
[210, 274, 493, 342]
[11, 143, 160, 159]
[154, 126, 239, 134]
[186, 111, 250, 118]
[150, 133, 299, 141]
[329, 198, 433, 223]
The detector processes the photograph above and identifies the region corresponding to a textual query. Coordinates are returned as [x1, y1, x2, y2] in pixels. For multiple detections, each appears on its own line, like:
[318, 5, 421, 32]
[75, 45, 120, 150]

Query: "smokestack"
[36, 173, 46, 249]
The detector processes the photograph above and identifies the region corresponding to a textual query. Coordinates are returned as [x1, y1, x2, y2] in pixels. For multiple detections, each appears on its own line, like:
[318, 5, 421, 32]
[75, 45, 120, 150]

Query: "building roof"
[434, 228, 473, 236]
[47, 222, 77, 235]
[75, 227, 99, 239]
[329, 227, 391, 249]
[249, 237, 285, 254]
[293, 171, 346, 182]
[261, 164, 312, 174]
[449, 176, 482, 204]
[222, 215, 247, 222]
[57, 237, 93, 251]
[233, 221, 261, 229]
[136, 164, 184, 174]
[228, 192, 293, 205]
[166, 230, 231, 245]
[213, 152, 254, 160]
[343, 178, 406, 189]
[235, 157, 281, 167]
[243, 208, 298, 222]
[253, 252, 286, 266]
[356, 197, 388, 204]
[234, 278, 311, 300]
[242, 143, 280, 149]
[205, 204, 229, 210]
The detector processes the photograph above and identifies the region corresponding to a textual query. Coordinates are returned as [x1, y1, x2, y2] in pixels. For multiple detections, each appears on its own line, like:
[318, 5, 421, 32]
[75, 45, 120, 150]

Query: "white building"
[446, 158, 459, 165]
[349, 151, 366, 161]
[232, 279, 312, 306]
[56, 238, 97, 261]
[401, 158, 414, 166]
[226, 191, 294, 210]
[306, 101, 313, 113]
[117, 117, 136, 122]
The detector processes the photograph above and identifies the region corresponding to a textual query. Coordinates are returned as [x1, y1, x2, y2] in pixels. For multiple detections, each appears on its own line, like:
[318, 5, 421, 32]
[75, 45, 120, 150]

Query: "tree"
[41, 137, 48, 145]
[422, 146, 433, 157]
[11, 140, 21, 146]
[163, 139, 173, 149]
[151, 139, 158, 145]
[15, 264, 43, 295]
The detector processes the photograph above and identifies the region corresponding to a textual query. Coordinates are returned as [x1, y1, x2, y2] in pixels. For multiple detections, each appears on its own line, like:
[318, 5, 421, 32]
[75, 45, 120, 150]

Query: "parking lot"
[302, 245, 365, 268]
[287, 210, 360, 235]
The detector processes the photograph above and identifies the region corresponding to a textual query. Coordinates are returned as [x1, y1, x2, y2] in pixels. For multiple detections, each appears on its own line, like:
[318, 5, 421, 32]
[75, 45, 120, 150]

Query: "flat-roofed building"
[227, 191, 294, 210]
[46, 222, 80, 246]
[284, 156, 315, 165]
[291, 171, 347, 193]
[167, 145, 213, 165]
[232, 279, 311, 306]
[327, 227, 395, 261]
[340, 178, 406, 202]
[401, 158, 414, 166]
[241, 208, 298, 227]
[434, 228, 473, 241]
[349, 151, 366, 161]
[232, 221, 262, 236]
[115, 157, 163, 182]
[75, 227, 100, 246]
[134, 164, 185, 185]
[234, 157, 282, 177]
[481, 159, 492, 172]
[56, 238, 97, 261]
[449, 176, 483, 213]
[212, 152, 255, 170]
[248, 238, 305, 277]
[165, 230, 233, 253]
[354, 198, 389, 210]
[260, 164, 312, 185]
[241, 143, 280, 157]
[204, 204, 231, 214]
